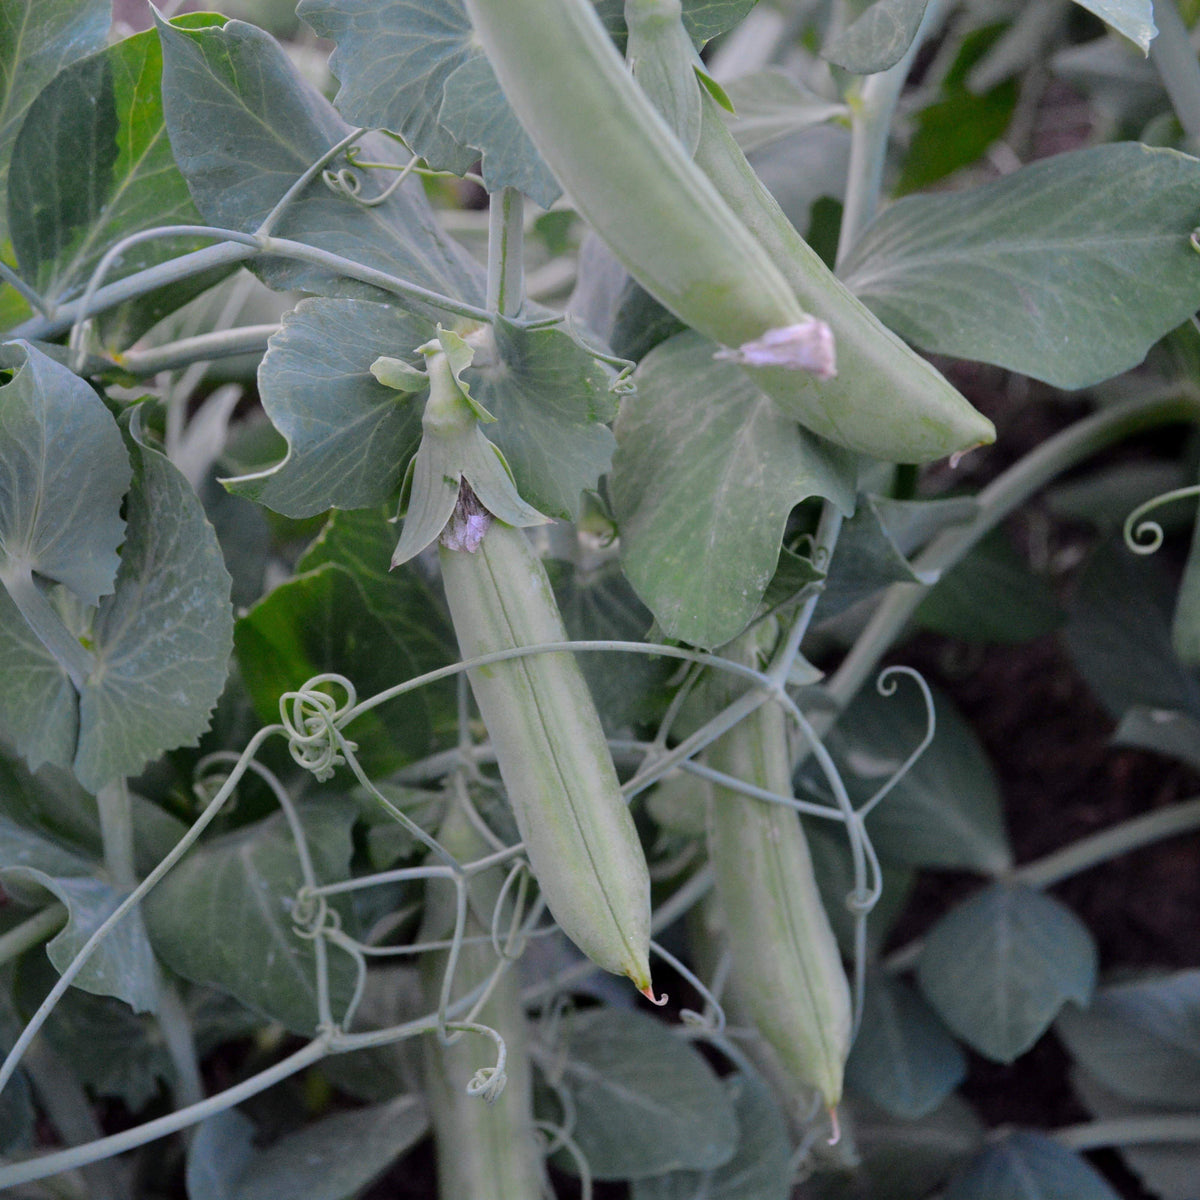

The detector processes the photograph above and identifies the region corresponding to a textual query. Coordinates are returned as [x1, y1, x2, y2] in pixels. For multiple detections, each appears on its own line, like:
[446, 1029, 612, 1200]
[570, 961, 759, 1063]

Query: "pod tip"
[827, 1105, 841, 1146]
[639, 982, 669, 1007]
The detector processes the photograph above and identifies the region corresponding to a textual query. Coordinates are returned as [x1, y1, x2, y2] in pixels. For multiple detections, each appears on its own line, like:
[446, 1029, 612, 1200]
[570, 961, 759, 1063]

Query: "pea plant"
[3, 0, 1200, 1196]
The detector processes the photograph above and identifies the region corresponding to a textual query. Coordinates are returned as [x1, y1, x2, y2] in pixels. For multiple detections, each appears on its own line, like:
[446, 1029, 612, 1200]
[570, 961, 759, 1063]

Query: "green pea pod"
[419, 797, 545, 1200]
[462, 0, 995, 463]
[705, 634, 852, 1112]
[438, 518, 654, 993]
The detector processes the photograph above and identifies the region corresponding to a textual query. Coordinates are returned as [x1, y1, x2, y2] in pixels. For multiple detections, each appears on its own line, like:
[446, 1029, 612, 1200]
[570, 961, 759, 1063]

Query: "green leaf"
[0, 0, 111, 249]
[630, 1069, 791, 1200]
[845, 971, 966, 1119]
[233, 1096, 428, 1200]
[157, 15, 485, 312]
[0, 989, 34, 1153]
[468, 317, 617, 520]
[943, 1130, 1120, 1200]
[73, 428, 234, 793]
[611, 331, 856, 649]
[554, 1006, 738, 1179]
[917, 883, 1097, 1062]
[1071, 0, 1157, 53]
[627, 3, 704, 156]
[844, 144, 1200, 389]
[187, 1108, 256, 1200]
[804, 681, 1012, 873]
[1113, 705, 1200, 771]
[1173, 483, 1200, 664]
[1056, 971, 1200, 1108]
[0, 341, 129, 604]
[1065, 537, 1200, 721]
[822, 0, 930, 74]
[235, 562, 454, 776]
[916, 529, 1064, 643]
[233, 298, 432, 517]
[721, 69, 848, 154]
[7, 21, 233, 344]
[143, 800, 359, 1036]
[679, 0, 757, 42]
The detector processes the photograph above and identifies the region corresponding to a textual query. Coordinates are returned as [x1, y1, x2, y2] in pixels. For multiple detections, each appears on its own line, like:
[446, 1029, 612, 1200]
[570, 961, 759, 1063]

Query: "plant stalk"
[1151, 0, 1200, 148]
[0, 904, 68, 967]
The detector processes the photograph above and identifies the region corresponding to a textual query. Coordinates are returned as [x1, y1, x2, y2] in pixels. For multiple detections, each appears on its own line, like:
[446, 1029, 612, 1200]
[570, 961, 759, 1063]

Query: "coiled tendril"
[280, 674, 359, 780]
[1123, 485, 1200, 555]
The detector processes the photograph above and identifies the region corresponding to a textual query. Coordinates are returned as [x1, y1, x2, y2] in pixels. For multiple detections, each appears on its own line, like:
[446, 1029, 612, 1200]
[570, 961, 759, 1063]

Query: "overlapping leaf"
[842, 144, 1200, 388]
[1071, 0, 1156, 53]
[823, 0, 930, 74]
[157, 14, 484, 312]
[611, 331, 856, 649]
[721, 70, 848, 153]
[943, 1130, 1121, 1200]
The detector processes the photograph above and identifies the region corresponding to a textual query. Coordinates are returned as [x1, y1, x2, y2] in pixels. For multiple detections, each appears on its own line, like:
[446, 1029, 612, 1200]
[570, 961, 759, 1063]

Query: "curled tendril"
[321, 144, 422, 208]
[467, 1063, 508, 1103]
[650, 939, 725, 1034]
[291, 886, 342, 941]
[857, 666, 936, 822]
[280, 675, 359, 780]
[1123, 485, 1200, 556]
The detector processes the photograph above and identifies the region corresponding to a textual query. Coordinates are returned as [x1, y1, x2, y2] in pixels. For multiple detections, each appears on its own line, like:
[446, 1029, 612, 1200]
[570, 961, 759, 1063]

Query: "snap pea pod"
[439, 519, 654, 993]
[461, 0, 994, 463]
[705, 635, 852, 1111]
[420, 797, 545, 1200]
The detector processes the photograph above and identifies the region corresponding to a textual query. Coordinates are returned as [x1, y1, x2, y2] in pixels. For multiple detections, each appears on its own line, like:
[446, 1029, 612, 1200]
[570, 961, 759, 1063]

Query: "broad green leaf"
[1113, 705, 1200, 770]
[917, 883, 1096, 1062]
[469, 317, 617, 520]
[845, 972, 966, 1119]
[73, 429, 234, 793]
[721, 69, 848, 153]
[823, 0, 930, 74]
[0, 341, 129, 604]
[680, 0, 758, 42]
[1173, 482, 1200, 664]
[187, 1108, 256, 1200]
[1065, 537, 1200, 721]
[234, 1096, 428, 1200]
[943, 1130, 1120, 1200]
[611, 331, 856, 649]
[843, 144, 1200, 389]
[143, 800, 359, 1036]
[0, 0, 111, 248]
[631, 1069, 791, 1200]
[0, 813, 92, 879]
[555, 1006, 738, 1179]
[7, 21, 232, 345]
[804, 1093, 984, 1200]
[916, 529, 1064, 643]
[234, 298, 431, 517]
[802, 681, 1011, 873]
[157, 15, 485, 312]
[1071, 0, 1156, 53]
[235, 562, 454, 776]
[1056, 971, 1200, 1108]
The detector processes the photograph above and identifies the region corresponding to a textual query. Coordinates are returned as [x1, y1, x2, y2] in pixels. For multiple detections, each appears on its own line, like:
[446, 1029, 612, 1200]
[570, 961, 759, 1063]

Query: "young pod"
[705, 634, 852, 1111]
[461, 0, 994, 463]
[419, 797, 545, 1200]
[438, 516, 654, 993]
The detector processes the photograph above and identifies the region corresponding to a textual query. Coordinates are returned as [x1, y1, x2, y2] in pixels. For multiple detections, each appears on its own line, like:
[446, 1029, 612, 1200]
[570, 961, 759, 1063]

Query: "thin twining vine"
[1123, 482, 1200, 554]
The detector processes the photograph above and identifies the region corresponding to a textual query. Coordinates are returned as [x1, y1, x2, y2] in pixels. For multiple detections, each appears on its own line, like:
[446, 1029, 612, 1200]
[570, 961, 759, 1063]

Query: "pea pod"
[439, 517, 653, 993]
[461, 0, 994, 463]
[419, 797, 545, 1200]
[705, 633, 852, 1111]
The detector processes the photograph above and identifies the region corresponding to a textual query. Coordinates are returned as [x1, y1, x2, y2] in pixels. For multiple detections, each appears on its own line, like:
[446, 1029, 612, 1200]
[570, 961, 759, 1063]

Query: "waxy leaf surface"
[721, 69, 847, 153]
[943, 1130, 1120, 1200]
[1071, 0, 1156, 53]
[823, 0, 930, 74]
[843, 144, 1200, 388]
[611, 331, 855, 649]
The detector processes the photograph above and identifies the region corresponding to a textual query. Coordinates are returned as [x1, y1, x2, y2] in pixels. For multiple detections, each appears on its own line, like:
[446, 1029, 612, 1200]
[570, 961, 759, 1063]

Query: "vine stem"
[115, 325, 280, 376]
[96, 780, 135, 888]
[0, 903, 67, 966]
[1151, 0, 1200, 148]
[487, 188, 525, 317]
[1056, 1113, 1200, 1151]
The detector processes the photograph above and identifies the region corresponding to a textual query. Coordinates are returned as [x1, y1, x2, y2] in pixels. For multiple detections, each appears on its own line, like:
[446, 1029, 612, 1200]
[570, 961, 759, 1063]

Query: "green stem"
[1056, 1112, 1200, 1151]
[0, 566, 94, 688]
[156, 980, 206, 1111]
[1014, 796, 1200, 890]
[96, 780, 135, 888]
[115, 324, 279, 376]
[486, 188, 525, 317]
[1151, 0, 1200, 148]
[0, 903, 68, 966]
[836, 0, 946, 266]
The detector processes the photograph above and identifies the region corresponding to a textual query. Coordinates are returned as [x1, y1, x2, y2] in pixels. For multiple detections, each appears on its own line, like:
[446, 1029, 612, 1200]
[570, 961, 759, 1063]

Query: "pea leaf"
[7, 20, 233, 345]
[720, 70, 848, 154]
[187, 1109, 256, 1200]
[842, 144, 1200, 389]
[630, 1069, 791, 1200]
[73, 427, 235, 793]
[143, 800, 359, 1036]
[554, 1007, 738, 1179]
[822, 0, 930, 75]
[1113, 705, 1200, 771]
[1071, 0, 1156, 53]
[157, 14, 484, 312]
[917, 883, 1097, 1062]
[944, 1130, 1121, 1200]
[233, 298, 432, 518]
[468, 317, 617, 520]
[1056, 971, 1200, 1108]
[845, 972, 966, 1119]
[0, 0, 111, 250]
[611, 330, 856, 649]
